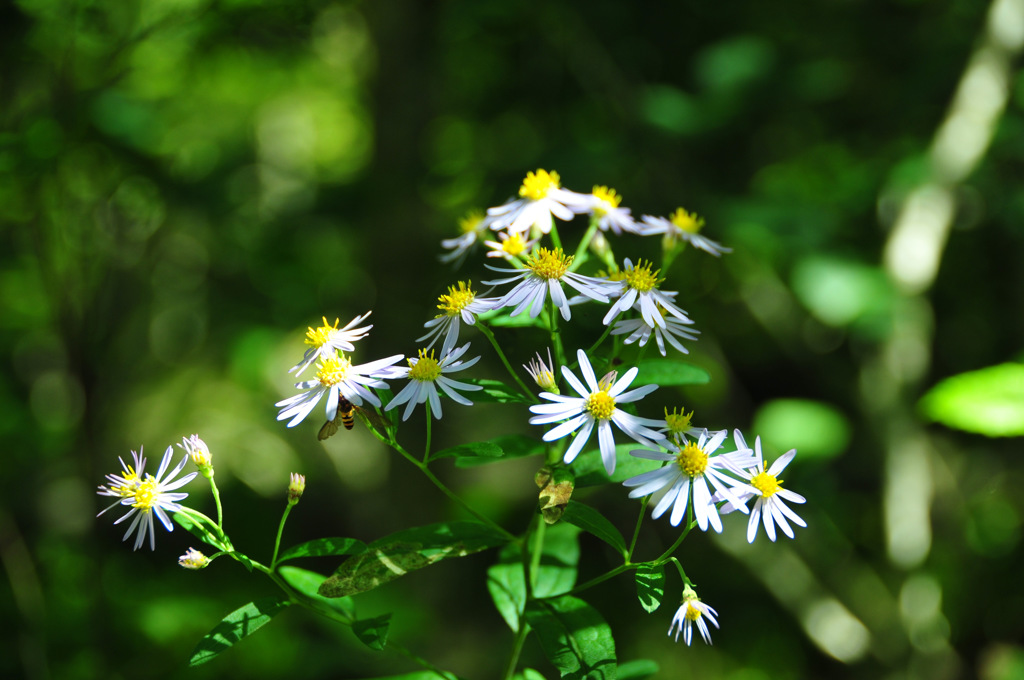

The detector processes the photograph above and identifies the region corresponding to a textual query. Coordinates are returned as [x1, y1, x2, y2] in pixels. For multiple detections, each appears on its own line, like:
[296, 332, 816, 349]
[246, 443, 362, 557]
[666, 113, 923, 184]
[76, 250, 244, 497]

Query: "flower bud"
[178, 547, 210, 570]
[287, 473, 306, 505]
[179, 434, 213, 476]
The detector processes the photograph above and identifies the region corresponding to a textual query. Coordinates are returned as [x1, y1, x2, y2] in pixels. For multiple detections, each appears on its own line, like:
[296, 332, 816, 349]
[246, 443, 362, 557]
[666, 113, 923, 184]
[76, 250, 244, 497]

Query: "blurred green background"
[3, 0, 1024, 678]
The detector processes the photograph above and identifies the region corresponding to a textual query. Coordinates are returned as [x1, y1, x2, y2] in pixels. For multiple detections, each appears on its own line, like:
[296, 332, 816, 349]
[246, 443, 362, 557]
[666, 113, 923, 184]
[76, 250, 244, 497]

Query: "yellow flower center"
[669, 208, 705, 234]
[676, 442, 708, 477]
[437, 281, 476, 316]
[501, 232, 528, 256]
[316, 355, 352, 386]
[585, 390, 616, 420]
[664, 407, 694, 437]
[519, 169, 561, 201]
[591, 186, 621, 215]
[458, 210, 484, 235]
[305, 317, 340, 348]
[623, 259, 662, 293]
[527, 247, 572, 280]
[408, 349, 442, 382]
[751, 471, 782, 497]
[684, 601, 702, 622]
[132, 478, 158, 510]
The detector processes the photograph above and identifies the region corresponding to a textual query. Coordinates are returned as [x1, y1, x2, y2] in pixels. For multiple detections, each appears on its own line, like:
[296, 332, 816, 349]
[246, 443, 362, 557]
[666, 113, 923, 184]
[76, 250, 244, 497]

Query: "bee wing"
[318, 418, 341, 441]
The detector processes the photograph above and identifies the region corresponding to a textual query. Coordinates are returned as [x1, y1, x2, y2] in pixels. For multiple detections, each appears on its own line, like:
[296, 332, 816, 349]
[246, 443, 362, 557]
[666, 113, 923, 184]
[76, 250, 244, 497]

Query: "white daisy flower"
[529, 349, 665, 475]
[668, 588, 719, 645]
[97, 445, 198, 551]
[440, 209, 494, 264]
[291, 313, 373, 376]
[638, 208, 731, 257]
[483, 247, 618, 322]
[622, 429, 754, 533]
[97, 448, 147, 501]
[524, 348, 558, 394]
[417, 281, 499, 356]
[657, 407, 707, 445]
[610, 304, 700, 356]
[587, 186, 639, 235]
[385, 342, 483, 421]
[602, 259, 692, 329]
[487, 169, 590, 235]
[483, 229, 538, 260]
[717, 431, 807, 542]
[276, 352, 404, 427]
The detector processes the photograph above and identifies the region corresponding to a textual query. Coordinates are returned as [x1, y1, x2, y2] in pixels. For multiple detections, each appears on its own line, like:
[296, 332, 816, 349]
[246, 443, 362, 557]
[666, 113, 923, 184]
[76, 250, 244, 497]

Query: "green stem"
[584, 324, 614, 361]
[477, 323, 536, 401]
[393, 442, 516, 542]
[423, 402, 433, 464]
[502, 622, 531, 680]
[207, 474, 224, 528]
[548, 302, 567, 371]
[654, 509, 695, 564]
[527, 517, 546, 594]
[568, 220, 600, 272]
[270, 503, 293, 569]
[548, 221, 563, 252]
[626, 496, 651, 561]
[176, 507, 233, 552]
[556, 563, 635, 598]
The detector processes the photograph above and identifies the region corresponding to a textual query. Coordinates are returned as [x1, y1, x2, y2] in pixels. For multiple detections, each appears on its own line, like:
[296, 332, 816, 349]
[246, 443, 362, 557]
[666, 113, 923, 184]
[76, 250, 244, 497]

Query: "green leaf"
[920, 363, 1024, 437]
[534, 523, 580, 599]
[353, 613, 392, 650]
[572, 444, 663, 487]
[517, 670, 549, 680]
[525, 595, 617, 680]
[487, 523, 580, 632]
[482, 309, 550, 329]
[455, 435, 546, 468]
[632, 359, 709, 387]
[463, 378, 532, 403]
[633, 564, 665, 613]
[278, 566, 356, 620]
[277, 537, 367, 563]
[318, 521, 510, 598]
[189, 597, 290, 666]
[487, 545, 527, 632]
[562, 501, 627, 557]
[431, 440, 504, 463]
[617, 660, 659, 680]
[172, 512, 219, 547]
[228, 551, 254, 572]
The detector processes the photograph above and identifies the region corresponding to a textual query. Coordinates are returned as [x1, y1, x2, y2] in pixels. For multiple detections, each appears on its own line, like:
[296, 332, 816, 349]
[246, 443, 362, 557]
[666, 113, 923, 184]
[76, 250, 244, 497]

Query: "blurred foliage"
[3, 0, 1024, 679]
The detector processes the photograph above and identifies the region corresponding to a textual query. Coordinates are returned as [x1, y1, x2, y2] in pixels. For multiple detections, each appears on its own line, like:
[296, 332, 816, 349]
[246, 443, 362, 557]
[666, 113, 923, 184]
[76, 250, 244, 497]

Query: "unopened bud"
[288, 473, 306, 504]
[179, 434, 213, 476]
[178, 547, 210, 570]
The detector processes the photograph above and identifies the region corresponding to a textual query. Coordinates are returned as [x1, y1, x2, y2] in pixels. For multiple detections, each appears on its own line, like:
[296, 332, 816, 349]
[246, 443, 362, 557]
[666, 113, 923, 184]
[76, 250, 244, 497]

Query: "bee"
[318, 397, 390, 441]
[318, 397, 356, 441]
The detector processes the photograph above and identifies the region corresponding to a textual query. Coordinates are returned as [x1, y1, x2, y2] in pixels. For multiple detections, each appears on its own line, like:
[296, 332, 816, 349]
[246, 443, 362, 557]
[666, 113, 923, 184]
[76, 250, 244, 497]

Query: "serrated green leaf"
[318, 521, 510, 598]
[525, 595, 617, 680]
[353, 613, 392, 650]
[632, 359, 710, 387]
[278, 566, 356, 620]
[455, 435, 545, 468]
[617, 660, 659, 680]
[920, 363, 1024, 437]
[189, 597, 290, 666]
[463, 378, 533, 403]
[431, 440, 504, 462]
[562, 501, 627, 557]
[572, 444, 663, 487]
[277, 537, 367, 563]
[634, 564, 665, 613]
